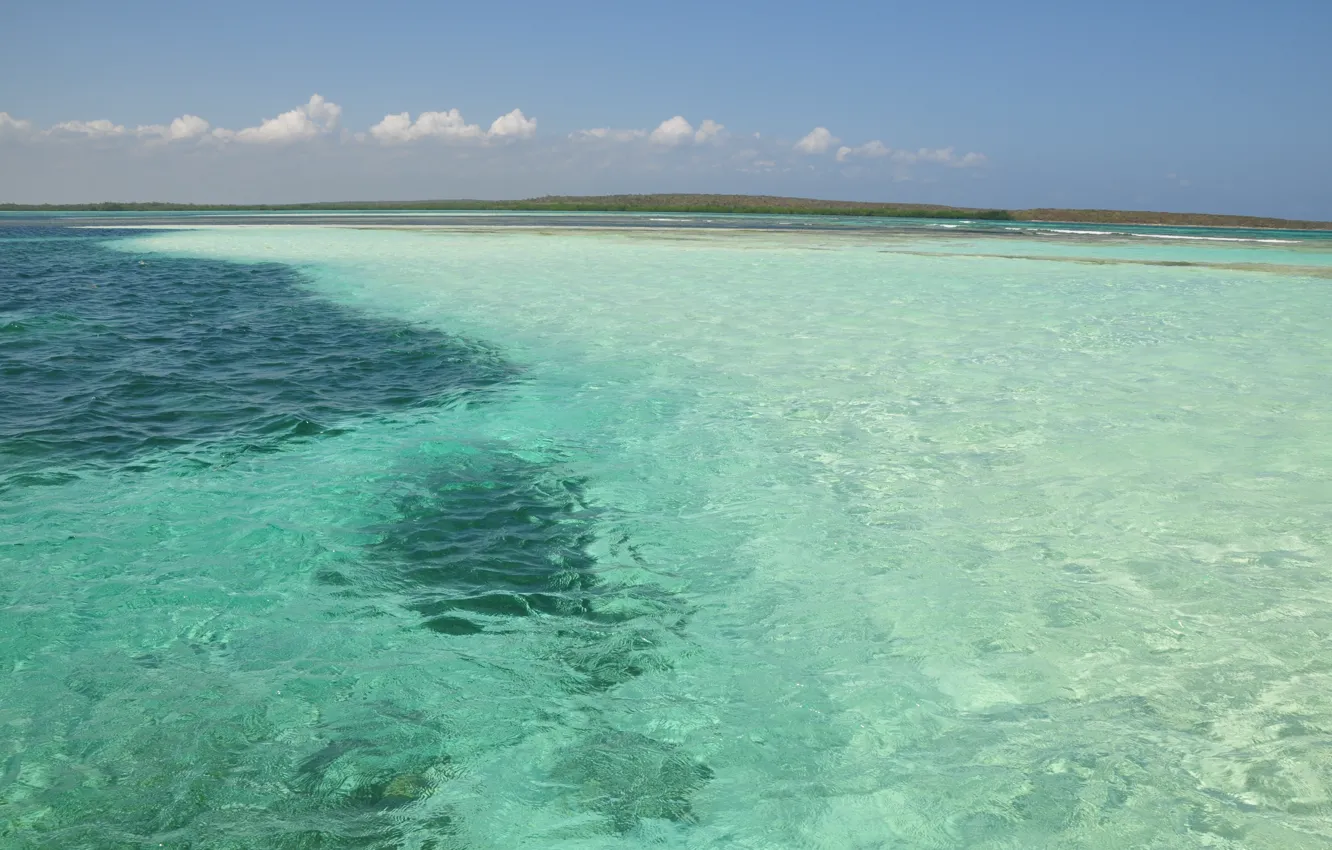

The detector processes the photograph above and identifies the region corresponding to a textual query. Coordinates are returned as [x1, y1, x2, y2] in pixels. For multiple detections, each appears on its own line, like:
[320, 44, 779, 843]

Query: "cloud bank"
[369, 107, 537, 143]
[370, 109, 482, 143]
[836, 141, 986, 167]
[49, 119, 127, 138]
[571, 115, 727, 146]
[0, 95, 990, 202]
[2, 97, 983, 168]
[571, 127, 647, 142]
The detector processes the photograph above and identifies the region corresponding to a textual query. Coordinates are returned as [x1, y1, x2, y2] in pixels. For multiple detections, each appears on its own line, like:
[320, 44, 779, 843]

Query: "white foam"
[1028, 225, 1302, 244]
[1127, 233, 1300, 244]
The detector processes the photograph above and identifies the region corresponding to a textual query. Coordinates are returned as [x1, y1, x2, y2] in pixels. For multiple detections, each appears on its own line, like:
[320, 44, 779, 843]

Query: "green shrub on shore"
[2, 195, 1328, 230]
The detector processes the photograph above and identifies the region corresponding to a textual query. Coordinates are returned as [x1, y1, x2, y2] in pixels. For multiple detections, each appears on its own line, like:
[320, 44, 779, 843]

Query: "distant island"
[3, 194, 1330, 231]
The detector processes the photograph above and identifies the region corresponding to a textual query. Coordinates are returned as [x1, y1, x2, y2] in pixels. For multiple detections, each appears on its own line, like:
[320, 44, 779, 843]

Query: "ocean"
[2, 214, 1331, 848]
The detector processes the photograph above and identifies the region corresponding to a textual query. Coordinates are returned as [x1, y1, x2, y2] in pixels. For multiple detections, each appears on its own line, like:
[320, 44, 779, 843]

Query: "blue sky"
[2, 0, 1330, 217]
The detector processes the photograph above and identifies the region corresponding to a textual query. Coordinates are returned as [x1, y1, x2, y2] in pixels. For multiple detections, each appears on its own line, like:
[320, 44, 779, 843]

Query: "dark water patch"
[350, 447, 710, 830]
[362, 449, 686, 689]
[366, 455, 599, 609]
[0, 226, 517, 494]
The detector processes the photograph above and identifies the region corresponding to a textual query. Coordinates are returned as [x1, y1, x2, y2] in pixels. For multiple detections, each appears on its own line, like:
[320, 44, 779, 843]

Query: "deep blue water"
[0, 227, 517, 492]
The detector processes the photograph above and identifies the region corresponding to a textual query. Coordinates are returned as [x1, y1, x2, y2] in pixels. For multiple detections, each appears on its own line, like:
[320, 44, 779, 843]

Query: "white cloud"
[836, 141, 987, 167]
[894, 147, 986, 167]
[0, 112, 34, 137]
[136, 114, 211, 142]
[370, 107, 536, 143]
[835, 140, 890, 162]
[48, 119, 127, 137]
[169, 114, 211, 140]
[694, 119, 726, 143]
[571, 127, 647, 142]
[571, 118, 726, 145]
[487, 108, 537, 139]
[215, 94, 341, 144]
[911, 147, 955, 164]
[650, 116, 694, 146]
[370, 109, 482, 143]
[305, 95, 341, 128]
[742, 158, 779, 172]
[369, 112, 420, 143]
[794, 126, 839, 154]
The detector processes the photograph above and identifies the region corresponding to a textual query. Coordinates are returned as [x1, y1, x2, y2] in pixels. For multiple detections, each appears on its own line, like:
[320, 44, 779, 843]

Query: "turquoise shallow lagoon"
[3, 216, 1332, 847]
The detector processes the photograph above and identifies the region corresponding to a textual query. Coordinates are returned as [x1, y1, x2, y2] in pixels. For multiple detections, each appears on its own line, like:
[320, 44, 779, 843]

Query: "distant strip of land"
[3, 194, 1330, 231]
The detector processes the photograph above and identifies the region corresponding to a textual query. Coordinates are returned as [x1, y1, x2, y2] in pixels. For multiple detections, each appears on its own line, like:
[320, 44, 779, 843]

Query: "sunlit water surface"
[3, 217, 1332, 848]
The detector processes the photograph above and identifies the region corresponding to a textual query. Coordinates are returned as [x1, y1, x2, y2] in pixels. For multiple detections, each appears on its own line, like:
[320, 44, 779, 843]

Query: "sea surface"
[2, 213, 1332, 848]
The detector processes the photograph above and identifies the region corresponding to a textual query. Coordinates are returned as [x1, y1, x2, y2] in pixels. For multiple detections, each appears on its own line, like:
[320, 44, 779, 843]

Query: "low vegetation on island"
[3, 194, 1330, 231]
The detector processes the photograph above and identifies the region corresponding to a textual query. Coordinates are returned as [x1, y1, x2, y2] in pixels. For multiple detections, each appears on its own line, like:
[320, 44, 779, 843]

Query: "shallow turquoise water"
[4, 218, 1332, 847]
